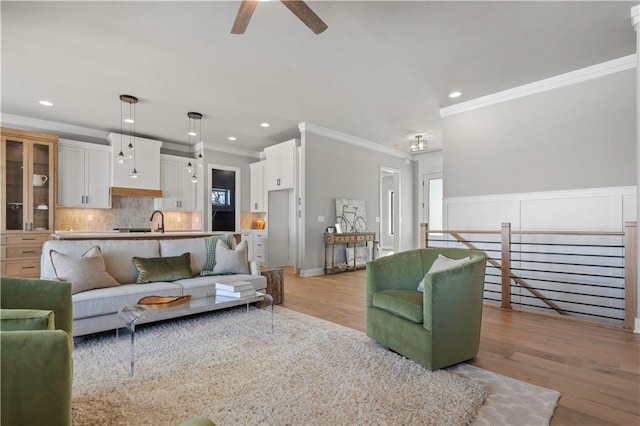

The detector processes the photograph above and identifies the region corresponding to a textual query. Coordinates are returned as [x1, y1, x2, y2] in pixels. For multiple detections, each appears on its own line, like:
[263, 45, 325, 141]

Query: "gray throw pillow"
[212, 239, 250, 274]
[50, 246, 120, 294]
[417, 254, 471, 292]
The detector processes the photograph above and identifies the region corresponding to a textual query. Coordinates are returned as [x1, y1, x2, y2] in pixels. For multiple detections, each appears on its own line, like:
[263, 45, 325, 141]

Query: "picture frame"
[334, 223, 343, 233]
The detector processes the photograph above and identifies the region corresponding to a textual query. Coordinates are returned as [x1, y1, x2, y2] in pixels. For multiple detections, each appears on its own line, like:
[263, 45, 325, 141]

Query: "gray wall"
[442, 69, 636, 198]
[301, 131, 415, 271]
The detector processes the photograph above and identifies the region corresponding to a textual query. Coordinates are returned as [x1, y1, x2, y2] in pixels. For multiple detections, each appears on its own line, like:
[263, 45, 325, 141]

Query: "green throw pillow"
[201, 233, 237, 273]
[132, 252, 192, 284]
[0, 309, 55, 331]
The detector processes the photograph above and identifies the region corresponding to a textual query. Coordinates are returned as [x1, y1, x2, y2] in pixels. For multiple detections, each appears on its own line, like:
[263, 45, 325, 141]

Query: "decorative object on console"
[335, 198, 367, 232]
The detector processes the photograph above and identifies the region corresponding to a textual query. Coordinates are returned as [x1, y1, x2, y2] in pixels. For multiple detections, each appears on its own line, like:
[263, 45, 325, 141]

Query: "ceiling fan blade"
[231, 0, 258, 34]
[280, 0, 328, 34]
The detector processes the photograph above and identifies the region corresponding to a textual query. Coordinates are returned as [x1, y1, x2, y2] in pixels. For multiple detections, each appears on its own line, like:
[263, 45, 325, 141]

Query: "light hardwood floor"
[281, 267, 640, 425]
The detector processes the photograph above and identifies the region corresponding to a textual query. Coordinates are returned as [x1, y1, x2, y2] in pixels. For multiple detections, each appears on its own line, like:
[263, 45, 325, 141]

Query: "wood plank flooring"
[281, 267, 640, 425]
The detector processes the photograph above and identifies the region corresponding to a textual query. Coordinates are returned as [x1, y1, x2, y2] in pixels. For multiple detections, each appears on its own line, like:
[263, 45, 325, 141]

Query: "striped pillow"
[201, 233, 237, 273]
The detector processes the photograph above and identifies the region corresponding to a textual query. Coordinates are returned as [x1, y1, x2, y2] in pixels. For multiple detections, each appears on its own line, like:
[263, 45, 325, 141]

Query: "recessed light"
[228, 136, 237, 141]
[448, 91, 462, 98]
[188, 131, 197, 136]
[123, 118, 134, 124]
[260, 122, 270, 128]
[38, 100, 53, 106]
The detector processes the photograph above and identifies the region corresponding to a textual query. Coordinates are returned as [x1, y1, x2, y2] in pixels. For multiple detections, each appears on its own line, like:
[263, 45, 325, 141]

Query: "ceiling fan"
[231, 0, 328, 35]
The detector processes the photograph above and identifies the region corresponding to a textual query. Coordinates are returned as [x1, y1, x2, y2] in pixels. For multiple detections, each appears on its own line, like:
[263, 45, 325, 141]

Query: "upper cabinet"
[1, 127, 58, 234]
[107, 133, 162, 195]
[265, 139, 297, 191]
[154, 155, 199, 211]
[58, 140, 111, 208]
[250, 160, 266, 212]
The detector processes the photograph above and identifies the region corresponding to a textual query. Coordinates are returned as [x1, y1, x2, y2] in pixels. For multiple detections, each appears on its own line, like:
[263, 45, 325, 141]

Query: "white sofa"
[41, 237, 267, 337]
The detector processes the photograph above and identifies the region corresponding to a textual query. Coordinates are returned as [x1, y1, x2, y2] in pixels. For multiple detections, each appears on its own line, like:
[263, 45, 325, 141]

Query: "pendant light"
[119, 95, 140, 178]
[117, 95, 133, 164]
[187, 112, 202, 183]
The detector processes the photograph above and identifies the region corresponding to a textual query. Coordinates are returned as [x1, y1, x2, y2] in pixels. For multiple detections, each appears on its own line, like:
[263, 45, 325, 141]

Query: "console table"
[324, 232, 376, 274]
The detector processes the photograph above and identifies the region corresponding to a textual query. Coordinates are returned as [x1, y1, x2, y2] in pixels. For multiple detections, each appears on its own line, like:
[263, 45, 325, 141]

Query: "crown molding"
[1, 113, 109, 139]
[632, 5, 640, 28]
[440, 55, 637, 118]
[203, 142, 262, 159]
[299, 122, 410, 160]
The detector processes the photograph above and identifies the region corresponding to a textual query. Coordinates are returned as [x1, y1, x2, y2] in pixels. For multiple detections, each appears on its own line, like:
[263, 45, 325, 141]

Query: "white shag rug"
[72, 306, 559, 425]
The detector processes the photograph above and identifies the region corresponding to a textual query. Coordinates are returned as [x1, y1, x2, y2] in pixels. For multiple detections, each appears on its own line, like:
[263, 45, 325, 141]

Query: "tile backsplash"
[56, 196, 199, 231]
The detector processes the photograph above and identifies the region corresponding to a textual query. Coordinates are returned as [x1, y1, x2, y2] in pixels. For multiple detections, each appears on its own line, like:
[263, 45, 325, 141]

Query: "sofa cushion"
[201, 234, 237, 273]
[372, 290, 424, 323]
[160, 238, 207, 275]
[213, 240, 250, 274]
[50, 246, 120, 294]
[417, 254, 471, 292]
[72, 282, 183, 319]
[132, 253, 193, 284]
[0, 309, 55, 331]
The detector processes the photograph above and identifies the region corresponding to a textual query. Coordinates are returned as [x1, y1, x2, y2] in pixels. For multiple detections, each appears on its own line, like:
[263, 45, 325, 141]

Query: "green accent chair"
[1, 277, 73, 426]
[366, 248, 487, 370]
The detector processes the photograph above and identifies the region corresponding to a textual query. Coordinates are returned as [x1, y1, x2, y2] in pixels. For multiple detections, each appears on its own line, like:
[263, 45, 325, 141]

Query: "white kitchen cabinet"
[58, 140, 111, 208]
[250, 160, 266, 212]
[240, 230, 268, 266]
[154, 155, 198, 211]
[265, 139, 297, 191]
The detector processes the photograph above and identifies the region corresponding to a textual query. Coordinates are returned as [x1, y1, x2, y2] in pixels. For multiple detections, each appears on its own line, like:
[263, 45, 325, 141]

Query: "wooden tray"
[137, 295, 191, 309]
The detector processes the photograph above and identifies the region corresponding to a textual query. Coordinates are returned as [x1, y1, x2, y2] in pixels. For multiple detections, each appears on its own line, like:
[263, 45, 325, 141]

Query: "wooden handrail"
[624, 221, 637, 330]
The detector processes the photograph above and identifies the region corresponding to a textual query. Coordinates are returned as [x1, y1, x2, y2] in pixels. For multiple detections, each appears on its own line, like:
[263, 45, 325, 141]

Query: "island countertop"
[52, 231, 239, 240]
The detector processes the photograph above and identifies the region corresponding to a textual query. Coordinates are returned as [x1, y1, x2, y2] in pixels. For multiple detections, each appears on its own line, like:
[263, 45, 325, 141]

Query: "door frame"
[379, 165, 401, 254]
[207, 163, 241, 232]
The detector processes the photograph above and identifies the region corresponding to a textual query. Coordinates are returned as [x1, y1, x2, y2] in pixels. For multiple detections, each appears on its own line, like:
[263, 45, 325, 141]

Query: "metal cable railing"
[420, 222, 636, 329]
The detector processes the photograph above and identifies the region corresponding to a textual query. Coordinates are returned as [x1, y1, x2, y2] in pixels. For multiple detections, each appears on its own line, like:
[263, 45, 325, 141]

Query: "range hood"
[108, 133, 163, 197]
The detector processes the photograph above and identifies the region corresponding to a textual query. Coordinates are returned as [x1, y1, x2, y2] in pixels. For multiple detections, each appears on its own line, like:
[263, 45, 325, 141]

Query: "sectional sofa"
[40, 235, 267, 337]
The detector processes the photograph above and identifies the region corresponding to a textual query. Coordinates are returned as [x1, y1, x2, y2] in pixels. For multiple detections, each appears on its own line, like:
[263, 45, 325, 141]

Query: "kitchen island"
[52, 231, 241, 242]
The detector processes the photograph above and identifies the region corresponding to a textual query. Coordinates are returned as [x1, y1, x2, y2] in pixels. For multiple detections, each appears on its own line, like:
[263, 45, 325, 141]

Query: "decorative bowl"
[137, 295, 191, 309]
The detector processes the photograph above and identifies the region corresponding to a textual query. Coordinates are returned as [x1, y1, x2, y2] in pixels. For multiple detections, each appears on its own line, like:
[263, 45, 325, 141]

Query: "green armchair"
[366, 248, 487, 370]
[1, 277, 73, 426]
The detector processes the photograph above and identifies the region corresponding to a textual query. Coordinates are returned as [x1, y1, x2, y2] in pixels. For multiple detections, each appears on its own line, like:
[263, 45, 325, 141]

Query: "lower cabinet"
[1, 233, 51, 278]
[240, 230, 268, 266]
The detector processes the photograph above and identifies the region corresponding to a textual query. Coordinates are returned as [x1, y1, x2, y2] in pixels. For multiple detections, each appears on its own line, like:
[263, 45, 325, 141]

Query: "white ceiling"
[1, 1, 636, 156]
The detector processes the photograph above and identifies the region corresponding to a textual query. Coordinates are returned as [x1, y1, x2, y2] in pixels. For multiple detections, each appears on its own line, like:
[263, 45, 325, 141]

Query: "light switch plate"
[375, 217, 380, 223]
[318, 216, 325, 222]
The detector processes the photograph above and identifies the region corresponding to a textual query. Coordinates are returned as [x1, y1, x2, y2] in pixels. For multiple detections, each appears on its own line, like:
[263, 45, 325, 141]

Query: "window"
[211, 188, 231, 206]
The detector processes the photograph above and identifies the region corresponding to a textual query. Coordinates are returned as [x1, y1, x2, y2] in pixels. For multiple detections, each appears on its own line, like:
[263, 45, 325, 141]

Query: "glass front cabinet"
[1, 127, 58, 277]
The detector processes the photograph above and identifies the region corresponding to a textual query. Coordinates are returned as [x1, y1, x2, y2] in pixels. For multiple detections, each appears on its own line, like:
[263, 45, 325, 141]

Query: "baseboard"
[635, 317, 640, 334]
[299, 268, 325, 277]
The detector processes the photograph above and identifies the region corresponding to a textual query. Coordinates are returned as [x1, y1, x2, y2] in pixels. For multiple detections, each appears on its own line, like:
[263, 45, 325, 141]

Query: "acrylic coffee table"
[117, 292, 273, 377]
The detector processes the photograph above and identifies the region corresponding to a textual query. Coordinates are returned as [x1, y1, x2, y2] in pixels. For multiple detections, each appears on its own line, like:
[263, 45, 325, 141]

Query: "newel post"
[501, 222, 512, 310]
[624, 221, 637, 330]
[420, 223, 428, 248]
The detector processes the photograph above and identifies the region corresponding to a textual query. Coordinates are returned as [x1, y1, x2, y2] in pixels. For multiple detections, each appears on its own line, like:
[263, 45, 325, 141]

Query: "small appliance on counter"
[113, 227, 153, 233]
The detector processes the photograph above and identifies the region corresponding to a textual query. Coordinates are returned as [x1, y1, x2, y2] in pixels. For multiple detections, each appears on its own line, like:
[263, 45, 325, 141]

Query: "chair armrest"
[0, 278, 72, 335]
[1, 330, 72, 426]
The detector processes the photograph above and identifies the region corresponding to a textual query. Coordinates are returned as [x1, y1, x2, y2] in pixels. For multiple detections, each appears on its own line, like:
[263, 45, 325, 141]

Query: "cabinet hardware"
[21, 250, 36, 254]
[22, 266, 36, 269]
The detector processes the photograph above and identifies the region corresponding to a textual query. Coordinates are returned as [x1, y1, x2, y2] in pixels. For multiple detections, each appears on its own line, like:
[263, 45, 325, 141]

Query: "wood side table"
[260, 267, 284, 305]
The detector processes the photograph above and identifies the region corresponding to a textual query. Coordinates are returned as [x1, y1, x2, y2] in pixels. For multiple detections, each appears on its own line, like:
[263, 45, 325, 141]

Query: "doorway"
[208, 164, 241, 231]
[423, 173, 443, 232]
[379, 166, 401, 256]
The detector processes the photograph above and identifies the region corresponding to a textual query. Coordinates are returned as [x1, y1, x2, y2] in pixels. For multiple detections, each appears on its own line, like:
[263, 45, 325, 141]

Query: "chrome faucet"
[150, 210, 165, 233]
